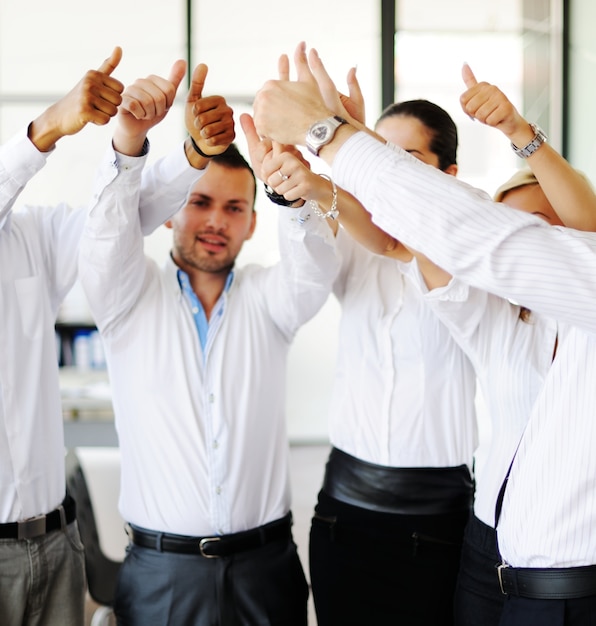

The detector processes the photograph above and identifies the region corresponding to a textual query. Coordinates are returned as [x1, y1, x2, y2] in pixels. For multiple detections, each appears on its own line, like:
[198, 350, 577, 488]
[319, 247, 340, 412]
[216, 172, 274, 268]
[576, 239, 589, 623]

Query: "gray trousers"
[114, 533, 309, 626]
[0, 521, 86, 626]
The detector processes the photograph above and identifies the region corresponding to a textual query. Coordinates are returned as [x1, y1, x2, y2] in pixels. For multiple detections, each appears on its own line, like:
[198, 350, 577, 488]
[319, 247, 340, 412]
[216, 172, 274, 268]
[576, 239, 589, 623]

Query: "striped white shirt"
[333, 131, 596, 567]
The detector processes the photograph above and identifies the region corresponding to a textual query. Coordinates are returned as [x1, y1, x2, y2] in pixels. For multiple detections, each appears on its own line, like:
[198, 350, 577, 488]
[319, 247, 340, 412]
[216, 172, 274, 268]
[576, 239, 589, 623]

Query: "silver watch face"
[310, 123, 331, 143]
[306, 116, 345, 155]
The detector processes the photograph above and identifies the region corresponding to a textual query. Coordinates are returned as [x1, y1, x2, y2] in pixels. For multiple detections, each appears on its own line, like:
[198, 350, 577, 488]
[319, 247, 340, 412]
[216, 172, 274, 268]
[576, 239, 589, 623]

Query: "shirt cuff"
[423, 276, 470, 302]
[0, 127, 50, 185]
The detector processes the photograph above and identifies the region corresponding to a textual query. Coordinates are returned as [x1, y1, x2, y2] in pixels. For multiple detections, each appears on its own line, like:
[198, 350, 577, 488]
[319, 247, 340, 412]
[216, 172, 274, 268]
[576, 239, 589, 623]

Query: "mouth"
[197, 234, 227, 253]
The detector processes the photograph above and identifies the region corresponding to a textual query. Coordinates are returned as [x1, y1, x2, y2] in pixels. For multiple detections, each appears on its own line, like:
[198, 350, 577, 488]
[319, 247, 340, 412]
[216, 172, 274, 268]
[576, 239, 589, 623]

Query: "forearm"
[414, 253, 452, 290]
[332, 131, 596, 333]
[334, 187, 401, 257]
[268, 206, 339, 334]
[524, 144, 596, 230]
[138, 141, 203, 235]
[79, 150, 147, 333]
[495, 119, 596, 230]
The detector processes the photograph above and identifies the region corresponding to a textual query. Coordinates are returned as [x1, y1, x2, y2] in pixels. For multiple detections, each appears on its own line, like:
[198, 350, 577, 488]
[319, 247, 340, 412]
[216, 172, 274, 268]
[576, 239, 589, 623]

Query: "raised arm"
[0, 48, 124, 225]
[460, 64, 596, 231]
[132, 63, 236, 234]
[241, 108, 407, 258]
[28, 47, 124, 152]
[251, 44, 596, 332]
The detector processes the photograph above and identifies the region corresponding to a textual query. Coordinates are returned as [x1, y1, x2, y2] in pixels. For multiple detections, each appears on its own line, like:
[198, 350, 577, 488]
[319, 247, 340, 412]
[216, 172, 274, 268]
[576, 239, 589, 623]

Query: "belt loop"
[57, 505, 67, 531]
[155, 531, 164, 552]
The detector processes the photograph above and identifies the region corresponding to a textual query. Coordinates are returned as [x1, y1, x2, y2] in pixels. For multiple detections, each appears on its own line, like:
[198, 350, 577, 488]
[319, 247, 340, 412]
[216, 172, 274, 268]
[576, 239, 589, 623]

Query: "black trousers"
[499, 595, 596, 625]
[309, 490, 469, 626]
[454, 513, 504, 626]
[114, 531, 308, 626]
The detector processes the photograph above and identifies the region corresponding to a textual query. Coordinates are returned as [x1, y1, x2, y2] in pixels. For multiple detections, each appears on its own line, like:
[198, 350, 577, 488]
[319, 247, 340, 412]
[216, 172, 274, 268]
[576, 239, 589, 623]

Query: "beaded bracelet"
[308, 174, 339, 220]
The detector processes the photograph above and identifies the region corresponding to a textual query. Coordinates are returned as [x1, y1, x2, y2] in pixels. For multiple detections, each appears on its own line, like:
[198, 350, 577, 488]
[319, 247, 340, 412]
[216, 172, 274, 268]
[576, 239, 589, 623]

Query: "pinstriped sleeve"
[332, 132, 596, 334]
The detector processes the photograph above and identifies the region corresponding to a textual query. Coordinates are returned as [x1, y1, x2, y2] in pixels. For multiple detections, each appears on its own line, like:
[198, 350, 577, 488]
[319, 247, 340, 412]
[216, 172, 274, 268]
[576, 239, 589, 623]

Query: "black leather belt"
[323, 447, 474, 515]
[498, 564, 596, 599]
[130, 512, 293, 558]
[0, 494, 76, 540]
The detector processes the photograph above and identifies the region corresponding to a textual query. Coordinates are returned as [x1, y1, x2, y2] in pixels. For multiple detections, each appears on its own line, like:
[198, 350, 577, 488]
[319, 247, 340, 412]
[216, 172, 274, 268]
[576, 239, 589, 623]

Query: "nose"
[204, 206, 227, 231]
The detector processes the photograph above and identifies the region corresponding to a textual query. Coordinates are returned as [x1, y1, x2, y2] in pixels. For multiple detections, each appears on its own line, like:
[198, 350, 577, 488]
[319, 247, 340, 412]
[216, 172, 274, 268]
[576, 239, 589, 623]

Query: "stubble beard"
[174, 239, 236, 275]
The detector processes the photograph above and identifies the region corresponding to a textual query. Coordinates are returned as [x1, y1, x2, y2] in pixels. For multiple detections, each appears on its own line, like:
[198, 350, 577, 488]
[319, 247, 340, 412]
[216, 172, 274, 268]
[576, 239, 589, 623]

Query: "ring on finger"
[278, 170, 289, 182]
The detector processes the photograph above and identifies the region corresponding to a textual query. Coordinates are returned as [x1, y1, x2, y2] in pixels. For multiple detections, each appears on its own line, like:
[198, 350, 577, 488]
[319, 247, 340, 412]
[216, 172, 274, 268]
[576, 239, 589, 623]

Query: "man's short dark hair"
[210, 143, 257, 205]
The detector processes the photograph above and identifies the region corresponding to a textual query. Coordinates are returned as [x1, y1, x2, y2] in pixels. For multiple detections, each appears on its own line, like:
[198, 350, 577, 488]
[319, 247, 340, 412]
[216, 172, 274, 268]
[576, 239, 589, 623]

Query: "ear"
[245, 210, 257, 241]
[444, 163, 458, 177]
[164, 220, 173, 229]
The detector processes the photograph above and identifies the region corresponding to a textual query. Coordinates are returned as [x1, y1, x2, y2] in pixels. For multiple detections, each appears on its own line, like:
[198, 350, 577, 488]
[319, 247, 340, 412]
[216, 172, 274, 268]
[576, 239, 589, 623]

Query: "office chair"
[65, 448, 122, 626]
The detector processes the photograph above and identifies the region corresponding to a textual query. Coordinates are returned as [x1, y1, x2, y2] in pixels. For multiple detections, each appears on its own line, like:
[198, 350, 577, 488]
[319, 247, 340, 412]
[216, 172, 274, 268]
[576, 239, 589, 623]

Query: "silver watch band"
[511, 123, 547, 159]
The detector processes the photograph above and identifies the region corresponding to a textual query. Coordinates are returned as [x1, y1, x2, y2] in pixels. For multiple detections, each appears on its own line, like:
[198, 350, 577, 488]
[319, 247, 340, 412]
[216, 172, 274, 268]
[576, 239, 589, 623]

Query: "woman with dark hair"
[243, 93, 477, 625]
[256, 57, 596, 626]
[376, 99, 459, 173]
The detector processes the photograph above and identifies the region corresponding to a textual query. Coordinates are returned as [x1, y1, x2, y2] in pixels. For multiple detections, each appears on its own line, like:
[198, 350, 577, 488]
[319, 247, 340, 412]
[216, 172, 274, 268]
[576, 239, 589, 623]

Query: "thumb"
[98, 46, 122, 75]
[239, 113, 259, 149]
[188, 63, 208, 101]
[168, 59, 187, 91]
[462, 62, 478, 88]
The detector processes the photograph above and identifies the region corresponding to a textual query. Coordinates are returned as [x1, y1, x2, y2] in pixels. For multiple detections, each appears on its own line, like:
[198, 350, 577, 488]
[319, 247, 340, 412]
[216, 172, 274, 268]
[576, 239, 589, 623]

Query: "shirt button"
[192, 307, 199, 314]
[213, 440, 219, 449]
[209, 394, 215, 403]
[216, 486, 222, 495]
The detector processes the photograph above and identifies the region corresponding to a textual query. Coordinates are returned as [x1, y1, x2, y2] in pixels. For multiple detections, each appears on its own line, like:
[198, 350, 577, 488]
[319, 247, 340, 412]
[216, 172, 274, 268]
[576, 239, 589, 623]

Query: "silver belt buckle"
[199, 536, 221, 558]
[497, 562, 510, 595]
[17, 515, 46, 540]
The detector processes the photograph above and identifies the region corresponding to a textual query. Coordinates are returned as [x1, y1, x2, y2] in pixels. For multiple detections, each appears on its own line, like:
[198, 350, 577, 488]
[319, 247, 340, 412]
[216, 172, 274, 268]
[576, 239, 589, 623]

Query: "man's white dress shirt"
[0, 130, 198, 523]
[333, 131, 596, 567]
[79, 149, 340, 537]
[329, 229, 477, 469]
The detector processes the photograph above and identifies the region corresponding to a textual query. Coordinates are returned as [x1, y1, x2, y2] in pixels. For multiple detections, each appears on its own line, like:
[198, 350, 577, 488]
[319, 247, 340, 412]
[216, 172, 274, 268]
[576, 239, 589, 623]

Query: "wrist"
[184, 136, 210, 170]
[510, 123, 547, 159]
[189, 136, 214, 159]
[508, 122, 535, 150]
[27, 115, 61, 153]
[263, 183, 304, 207]
[317, 124, 357, 164]
[112, 124, 150, 157]
[111, 135, 149, 158]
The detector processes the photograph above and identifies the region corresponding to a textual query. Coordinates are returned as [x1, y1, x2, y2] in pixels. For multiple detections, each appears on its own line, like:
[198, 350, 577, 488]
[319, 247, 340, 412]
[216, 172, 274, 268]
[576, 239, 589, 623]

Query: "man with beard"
[78, 61, 340, 625]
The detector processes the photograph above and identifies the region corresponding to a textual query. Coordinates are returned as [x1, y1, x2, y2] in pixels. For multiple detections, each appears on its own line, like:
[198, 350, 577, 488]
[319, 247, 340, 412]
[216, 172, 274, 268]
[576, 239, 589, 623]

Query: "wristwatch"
[511, 123, 547, 158]
[306, 115, 347, 156]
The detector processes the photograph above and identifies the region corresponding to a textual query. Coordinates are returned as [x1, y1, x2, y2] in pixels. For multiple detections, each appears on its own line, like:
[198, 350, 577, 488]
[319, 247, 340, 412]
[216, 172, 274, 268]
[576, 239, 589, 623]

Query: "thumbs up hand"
[459, 63, 528, 140]
[28, 47, 125, 152]
[114, 59, 187, 156]
[185, 63, 235, 159]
